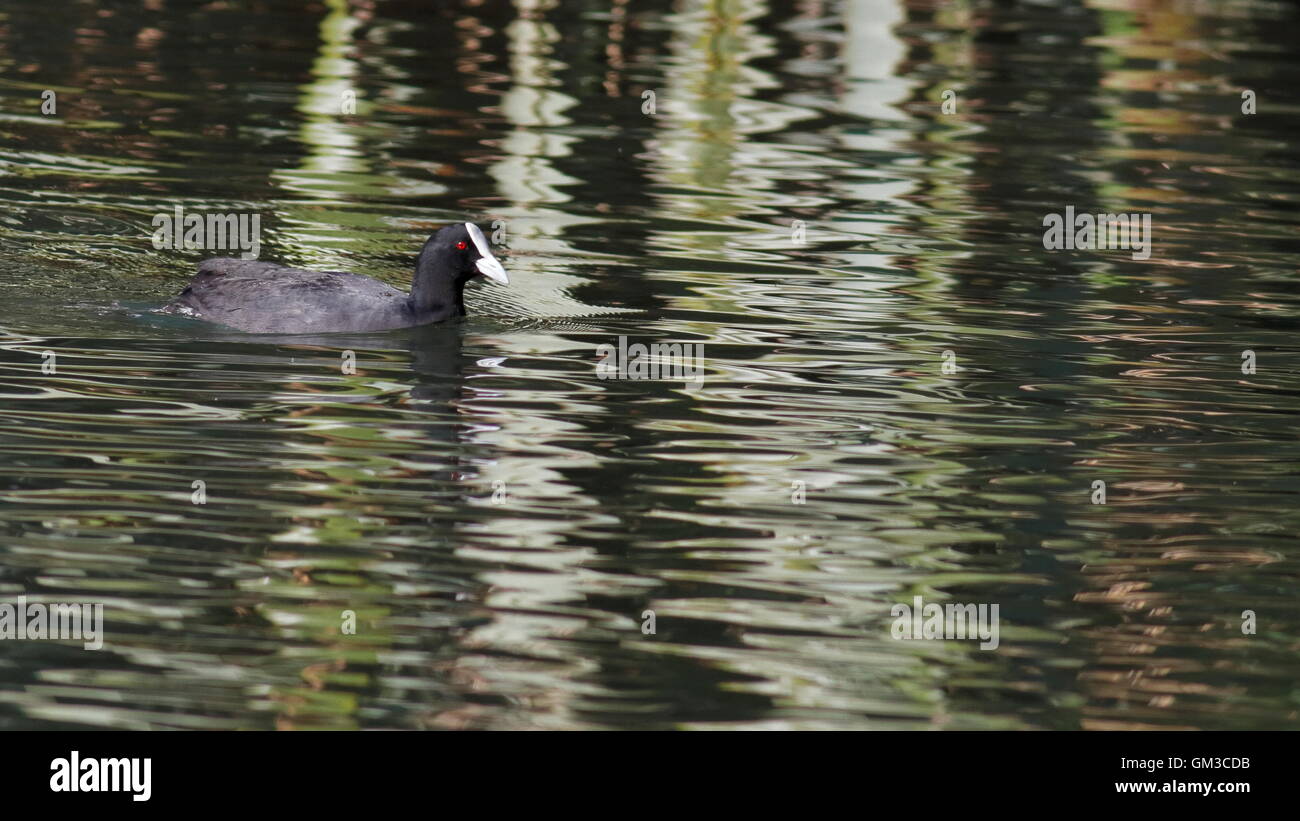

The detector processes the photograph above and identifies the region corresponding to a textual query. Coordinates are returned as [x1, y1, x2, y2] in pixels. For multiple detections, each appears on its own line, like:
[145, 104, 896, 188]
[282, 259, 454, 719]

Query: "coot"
[163, 222, 508, 333]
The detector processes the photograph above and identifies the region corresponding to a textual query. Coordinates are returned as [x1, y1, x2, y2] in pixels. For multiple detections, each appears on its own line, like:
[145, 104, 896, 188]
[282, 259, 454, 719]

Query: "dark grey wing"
[166, 258, 412, 333]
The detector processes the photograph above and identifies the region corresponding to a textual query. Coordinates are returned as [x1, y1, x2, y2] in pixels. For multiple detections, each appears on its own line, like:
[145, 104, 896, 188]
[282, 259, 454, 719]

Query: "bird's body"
[166, 258, 439, 334]
[162, 223, 508, 334]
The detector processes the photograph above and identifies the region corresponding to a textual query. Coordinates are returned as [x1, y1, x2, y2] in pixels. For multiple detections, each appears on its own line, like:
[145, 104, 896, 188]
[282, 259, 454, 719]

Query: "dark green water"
[0, 0, 1298, 730]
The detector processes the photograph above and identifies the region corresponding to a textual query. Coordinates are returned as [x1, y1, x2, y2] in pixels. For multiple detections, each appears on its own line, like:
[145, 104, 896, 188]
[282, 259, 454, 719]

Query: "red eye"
[456, 241, 467, 250]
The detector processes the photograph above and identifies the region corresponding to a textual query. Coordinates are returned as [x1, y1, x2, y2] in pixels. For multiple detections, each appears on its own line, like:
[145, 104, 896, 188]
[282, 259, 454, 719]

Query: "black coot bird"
[163, 222, 508, 334]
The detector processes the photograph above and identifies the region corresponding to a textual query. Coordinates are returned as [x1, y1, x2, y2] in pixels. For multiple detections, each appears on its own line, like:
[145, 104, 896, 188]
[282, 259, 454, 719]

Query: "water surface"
[1, 0, 1299, 730]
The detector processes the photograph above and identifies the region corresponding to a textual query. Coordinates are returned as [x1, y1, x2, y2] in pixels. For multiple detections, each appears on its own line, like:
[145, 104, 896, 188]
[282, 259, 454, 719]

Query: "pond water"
[0, 0, 1298, 730]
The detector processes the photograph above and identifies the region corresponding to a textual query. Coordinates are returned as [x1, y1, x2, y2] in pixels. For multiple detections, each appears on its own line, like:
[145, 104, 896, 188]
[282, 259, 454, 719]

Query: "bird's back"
[165, 258, 416, 333]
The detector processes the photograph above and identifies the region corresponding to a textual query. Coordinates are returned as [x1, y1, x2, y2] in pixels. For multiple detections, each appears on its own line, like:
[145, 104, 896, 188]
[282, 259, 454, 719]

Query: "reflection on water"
[0, 0, 1298, 730]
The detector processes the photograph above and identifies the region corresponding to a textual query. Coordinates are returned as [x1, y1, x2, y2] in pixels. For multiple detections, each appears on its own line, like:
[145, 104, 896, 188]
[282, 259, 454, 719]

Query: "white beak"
[467, 222, 508, 285]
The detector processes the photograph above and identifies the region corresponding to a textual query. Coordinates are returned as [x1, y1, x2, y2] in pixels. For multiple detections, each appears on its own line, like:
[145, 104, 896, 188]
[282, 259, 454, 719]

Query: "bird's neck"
[408, 254, 465, 317]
